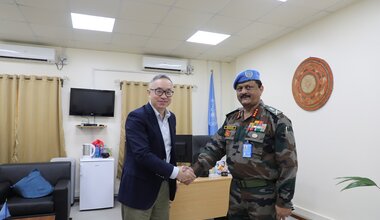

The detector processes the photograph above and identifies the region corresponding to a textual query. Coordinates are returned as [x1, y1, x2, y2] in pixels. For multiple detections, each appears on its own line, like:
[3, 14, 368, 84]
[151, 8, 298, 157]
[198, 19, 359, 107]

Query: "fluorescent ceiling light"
[278, 0, 287, 2]
[187, 31, 230, 45]
[71, 13, 115, 32]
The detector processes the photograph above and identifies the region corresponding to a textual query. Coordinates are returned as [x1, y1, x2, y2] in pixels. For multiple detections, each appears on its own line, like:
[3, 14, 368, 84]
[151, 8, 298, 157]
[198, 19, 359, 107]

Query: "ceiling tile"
[69, 0, 120, 17]
[152, 25, 195, 41]
[118, 1, 171, 23]
[114, 19, 158, 36]
[199, 15, 252, 34]
[174, 0, 230, 13]
[111, 33, 149, 48]
[144, 37, 184, 51]
[262, 27, 296, 43]
[218, 0, 280, 21]
[141, 47, 175, 57]
[219, 35, 265, 50]
[0, 0, 361, 62]
[161, 8, 213, 29]
[69, 40, 113, 52]
[34, 36, 71, 48]
[72, 30, 112, 43]
[19, 5, 71, 27]
[326, 0, 360, 12]
[258, 4, 319, 27]
[237, 21, 287, 39]
[0, 20, 33, 37]
[286, 0, 339, 10]
[293, 11, 331, 28]
[198, 45, 245, 61]
[0, 3, 25, 22]
[16, 0, 69, 10]
[126, 0, 177, 7]
[30, 24, 73, 39]
[172, 42, 210, 58]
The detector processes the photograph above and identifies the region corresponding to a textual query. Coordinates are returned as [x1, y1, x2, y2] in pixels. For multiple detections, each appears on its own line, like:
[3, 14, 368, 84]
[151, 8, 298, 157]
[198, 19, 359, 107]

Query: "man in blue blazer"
[118, 74, 196, 220]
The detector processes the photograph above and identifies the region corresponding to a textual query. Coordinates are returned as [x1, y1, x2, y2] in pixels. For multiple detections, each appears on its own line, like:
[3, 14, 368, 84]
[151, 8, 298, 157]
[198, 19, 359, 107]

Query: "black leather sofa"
[0, 162, 71, 220]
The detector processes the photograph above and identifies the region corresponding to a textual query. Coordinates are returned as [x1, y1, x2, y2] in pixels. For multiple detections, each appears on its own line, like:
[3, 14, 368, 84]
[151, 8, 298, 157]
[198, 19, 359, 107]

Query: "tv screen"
[69, 88, 115, 117]
[192, 135, 211, 163]
[174, 135, 193, 164]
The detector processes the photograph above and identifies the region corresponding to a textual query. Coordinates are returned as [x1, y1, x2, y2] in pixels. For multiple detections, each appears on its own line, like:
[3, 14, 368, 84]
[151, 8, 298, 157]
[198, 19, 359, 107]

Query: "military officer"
[191, 69, 298, 220]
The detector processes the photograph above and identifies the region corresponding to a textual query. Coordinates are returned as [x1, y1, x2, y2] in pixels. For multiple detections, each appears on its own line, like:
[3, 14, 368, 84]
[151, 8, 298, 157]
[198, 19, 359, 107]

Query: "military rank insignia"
[225, 129, 231, 137]
[224, 125, 236, 137]
[247, 120, 267, 132]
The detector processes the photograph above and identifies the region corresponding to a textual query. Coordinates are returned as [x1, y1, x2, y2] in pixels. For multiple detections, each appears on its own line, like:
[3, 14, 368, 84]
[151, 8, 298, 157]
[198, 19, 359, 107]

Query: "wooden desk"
[169, 175, 232, 220]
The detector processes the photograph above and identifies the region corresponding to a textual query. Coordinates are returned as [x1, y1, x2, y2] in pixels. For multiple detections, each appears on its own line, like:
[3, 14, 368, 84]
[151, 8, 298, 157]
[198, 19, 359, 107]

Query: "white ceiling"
[0, 0, 359, 62]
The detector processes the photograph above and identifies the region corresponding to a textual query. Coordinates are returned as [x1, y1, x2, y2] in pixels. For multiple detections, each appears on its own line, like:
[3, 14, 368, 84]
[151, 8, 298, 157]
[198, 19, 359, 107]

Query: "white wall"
[236, 0, 380, 219]
[0, 49, 235, 197]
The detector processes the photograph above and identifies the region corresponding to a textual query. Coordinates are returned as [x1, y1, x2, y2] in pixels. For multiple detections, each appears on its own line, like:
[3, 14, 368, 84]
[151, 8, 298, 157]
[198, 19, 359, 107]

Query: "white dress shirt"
[150, 102, 179, 179]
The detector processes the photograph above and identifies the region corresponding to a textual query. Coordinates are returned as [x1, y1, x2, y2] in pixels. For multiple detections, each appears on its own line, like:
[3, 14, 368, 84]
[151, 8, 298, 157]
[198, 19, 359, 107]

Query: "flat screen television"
[69, 88, 115, 117]
[192, 135, 212, 177]
[192, 135, 211, 163]
[174, 135, 193, 164]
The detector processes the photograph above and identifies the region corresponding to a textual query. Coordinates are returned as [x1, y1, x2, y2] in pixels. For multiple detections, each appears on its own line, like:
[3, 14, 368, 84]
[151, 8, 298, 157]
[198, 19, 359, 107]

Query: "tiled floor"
[69, 199, 297, 220]
[69, 200, 122, 220]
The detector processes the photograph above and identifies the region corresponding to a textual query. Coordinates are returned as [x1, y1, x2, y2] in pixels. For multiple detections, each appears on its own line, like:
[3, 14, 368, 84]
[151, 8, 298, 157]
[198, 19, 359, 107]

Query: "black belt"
[234, 179, 272, 188]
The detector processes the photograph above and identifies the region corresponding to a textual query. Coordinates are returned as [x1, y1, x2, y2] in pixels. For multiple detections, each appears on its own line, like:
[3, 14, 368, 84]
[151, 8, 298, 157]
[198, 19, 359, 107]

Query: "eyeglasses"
[149, 88, 174, 97]
[236, 85, 257, 92]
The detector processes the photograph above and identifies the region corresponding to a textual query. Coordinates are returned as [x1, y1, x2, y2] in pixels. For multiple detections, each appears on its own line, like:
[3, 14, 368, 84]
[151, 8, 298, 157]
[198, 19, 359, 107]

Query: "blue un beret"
[233, 69, 261, 89]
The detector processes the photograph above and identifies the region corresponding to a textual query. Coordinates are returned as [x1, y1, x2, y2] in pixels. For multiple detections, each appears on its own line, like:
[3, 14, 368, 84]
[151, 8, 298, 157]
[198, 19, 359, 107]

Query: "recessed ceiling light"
[71, 13, 115, 32]
[278, 0, 287, 2]
[187, 31, 230, 45]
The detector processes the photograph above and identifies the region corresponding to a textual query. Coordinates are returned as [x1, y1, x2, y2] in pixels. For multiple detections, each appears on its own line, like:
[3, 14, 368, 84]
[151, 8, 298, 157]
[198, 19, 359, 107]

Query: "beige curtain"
[117, 80, 193, 178]
[171, 84, 192, 135]
[0, 75, 18, 163]
[0, 74, 66, 163]
[117, 81, 149, 177]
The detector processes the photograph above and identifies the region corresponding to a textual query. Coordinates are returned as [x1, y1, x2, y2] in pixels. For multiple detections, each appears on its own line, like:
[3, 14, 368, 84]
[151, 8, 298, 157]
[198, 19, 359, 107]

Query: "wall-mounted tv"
[69, 88, 115, 117]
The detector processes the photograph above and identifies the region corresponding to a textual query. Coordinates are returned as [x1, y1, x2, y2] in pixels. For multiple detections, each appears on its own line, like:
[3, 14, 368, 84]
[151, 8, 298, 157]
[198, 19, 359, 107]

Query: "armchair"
[0, 162, 71, 220]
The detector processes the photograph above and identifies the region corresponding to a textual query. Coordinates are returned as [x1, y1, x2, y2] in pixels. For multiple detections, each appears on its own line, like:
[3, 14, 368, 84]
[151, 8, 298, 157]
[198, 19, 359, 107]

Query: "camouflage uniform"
[192, 100, 297, 220]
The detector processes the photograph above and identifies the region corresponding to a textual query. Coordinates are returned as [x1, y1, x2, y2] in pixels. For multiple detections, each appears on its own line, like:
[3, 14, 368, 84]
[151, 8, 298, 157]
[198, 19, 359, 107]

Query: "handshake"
[177, 166, 196, 185]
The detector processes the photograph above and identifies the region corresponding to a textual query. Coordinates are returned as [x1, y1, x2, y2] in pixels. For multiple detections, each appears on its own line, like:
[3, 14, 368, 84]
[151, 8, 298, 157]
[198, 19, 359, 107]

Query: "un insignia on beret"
[233, 69, 261, 89]
[245, 71, 254, 78]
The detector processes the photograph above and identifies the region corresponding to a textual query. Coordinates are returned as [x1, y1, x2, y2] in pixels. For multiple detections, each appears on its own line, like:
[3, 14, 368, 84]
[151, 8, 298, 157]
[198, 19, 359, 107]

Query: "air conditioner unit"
[142, 56, 188, 73]
[0, 43, 56, 64]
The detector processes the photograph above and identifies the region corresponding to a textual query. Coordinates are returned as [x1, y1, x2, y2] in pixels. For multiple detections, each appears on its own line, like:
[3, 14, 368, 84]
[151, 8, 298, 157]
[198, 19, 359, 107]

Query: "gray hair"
[149, 74, 172, 87]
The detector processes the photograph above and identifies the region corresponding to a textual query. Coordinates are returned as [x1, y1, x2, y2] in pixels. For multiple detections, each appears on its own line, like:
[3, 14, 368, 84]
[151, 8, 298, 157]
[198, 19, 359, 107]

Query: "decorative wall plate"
[292, 57, 333, 111]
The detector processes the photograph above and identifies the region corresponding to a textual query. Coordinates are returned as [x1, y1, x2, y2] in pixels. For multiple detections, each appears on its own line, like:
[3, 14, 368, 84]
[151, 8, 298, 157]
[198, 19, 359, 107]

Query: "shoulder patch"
[225, 109, 240, 118]
[264, 105, 283, 116]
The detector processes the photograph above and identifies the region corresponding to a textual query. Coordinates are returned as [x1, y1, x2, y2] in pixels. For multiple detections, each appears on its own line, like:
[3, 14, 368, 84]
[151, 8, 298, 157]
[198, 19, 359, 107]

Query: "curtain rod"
[116, 80, 196, 90]
[0, 75, 69, 87]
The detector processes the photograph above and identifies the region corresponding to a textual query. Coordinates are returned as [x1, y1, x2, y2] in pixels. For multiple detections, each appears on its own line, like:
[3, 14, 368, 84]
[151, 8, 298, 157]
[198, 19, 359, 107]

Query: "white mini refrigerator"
[80, 157, 114, 210]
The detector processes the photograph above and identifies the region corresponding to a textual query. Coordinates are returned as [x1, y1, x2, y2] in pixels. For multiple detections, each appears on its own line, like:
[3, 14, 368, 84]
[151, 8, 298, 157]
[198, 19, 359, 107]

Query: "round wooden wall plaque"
[292, 57, 333, 111]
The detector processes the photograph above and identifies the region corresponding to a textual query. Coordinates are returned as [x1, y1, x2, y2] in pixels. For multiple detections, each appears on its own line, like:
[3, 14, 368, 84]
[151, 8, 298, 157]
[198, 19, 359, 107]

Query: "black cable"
[55, 57, 67, 70]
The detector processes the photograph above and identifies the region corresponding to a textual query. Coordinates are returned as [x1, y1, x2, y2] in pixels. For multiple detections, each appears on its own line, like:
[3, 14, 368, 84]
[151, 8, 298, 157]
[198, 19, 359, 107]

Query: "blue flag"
[0, 200, 11, 220]
[208, 72, 218, 135]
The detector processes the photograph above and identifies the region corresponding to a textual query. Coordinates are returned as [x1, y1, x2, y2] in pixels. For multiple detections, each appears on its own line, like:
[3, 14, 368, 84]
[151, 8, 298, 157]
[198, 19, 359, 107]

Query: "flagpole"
[208, 70, 218, 135]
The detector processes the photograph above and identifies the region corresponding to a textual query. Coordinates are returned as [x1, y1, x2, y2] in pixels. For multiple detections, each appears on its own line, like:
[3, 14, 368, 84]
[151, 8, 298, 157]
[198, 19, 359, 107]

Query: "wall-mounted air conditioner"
[0, 43, 56, 64]
[142, 56, 188, 74]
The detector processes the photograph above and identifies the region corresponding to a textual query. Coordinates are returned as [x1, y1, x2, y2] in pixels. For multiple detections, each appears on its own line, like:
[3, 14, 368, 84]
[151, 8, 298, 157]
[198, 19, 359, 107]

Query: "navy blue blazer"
[118, 103, 177, 210]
